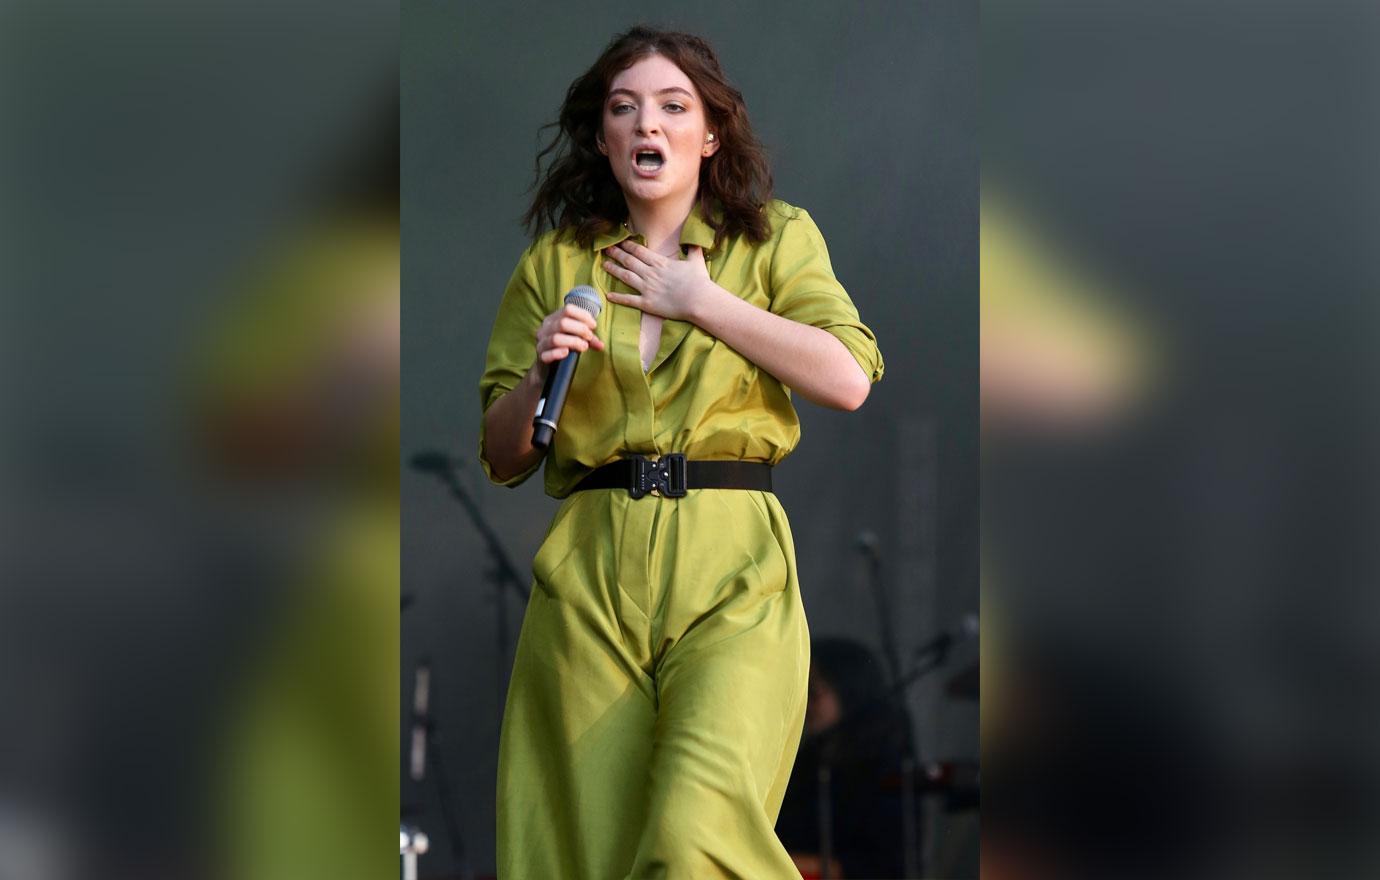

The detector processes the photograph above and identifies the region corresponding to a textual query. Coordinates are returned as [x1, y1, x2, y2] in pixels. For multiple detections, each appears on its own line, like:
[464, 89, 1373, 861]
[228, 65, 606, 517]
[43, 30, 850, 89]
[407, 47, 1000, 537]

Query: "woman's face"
[598, 54, 719, 212]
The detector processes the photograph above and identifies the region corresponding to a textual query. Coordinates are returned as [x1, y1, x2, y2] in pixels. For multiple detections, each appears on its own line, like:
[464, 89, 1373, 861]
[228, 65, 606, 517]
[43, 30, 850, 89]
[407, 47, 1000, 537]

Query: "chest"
[639, 313, 664, 373]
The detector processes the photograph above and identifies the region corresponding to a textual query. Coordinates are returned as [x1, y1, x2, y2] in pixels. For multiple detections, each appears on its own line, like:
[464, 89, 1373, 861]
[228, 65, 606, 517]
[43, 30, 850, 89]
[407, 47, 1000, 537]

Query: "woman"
[479, 26, 883, 879]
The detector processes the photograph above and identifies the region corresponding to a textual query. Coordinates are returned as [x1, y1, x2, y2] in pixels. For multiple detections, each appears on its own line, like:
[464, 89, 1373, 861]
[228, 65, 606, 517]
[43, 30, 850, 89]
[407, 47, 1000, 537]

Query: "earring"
[706, 133, 716, 142]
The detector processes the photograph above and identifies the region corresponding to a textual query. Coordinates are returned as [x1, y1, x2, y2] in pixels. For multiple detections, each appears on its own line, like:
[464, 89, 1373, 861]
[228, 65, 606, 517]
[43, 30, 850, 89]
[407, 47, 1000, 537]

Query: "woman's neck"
[625, 194, 696, 256]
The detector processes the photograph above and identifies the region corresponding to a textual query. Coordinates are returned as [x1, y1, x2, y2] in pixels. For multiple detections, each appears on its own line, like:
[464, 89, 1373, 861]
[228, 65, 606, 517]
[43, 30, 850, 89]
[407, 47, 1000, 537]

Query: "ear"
[596, 131, 608, 156]
[702, 133, 720, 158]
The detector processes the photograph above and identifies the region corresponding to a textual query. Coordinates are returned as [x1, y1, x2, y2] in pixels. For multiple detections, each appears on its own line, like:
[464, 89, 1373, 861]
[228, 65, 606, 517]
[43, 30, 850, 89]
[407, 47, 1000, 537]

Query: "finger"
[556, 319, 604, 350]
[562, 303, 599, 327]
[555, 319, 605, 350]
[688, 245, 706, 264]
[558, 316, 598, 338]
[540, 346, 570, 363]
[534, 330, 570, 353]
[618, 254, 654, 277]
[612, 242, 655, 272]
[605, 290, 644, 311]
[604, 260, 644, 290]
[550, 332, 590, 352]
[619, 239, 662, 265]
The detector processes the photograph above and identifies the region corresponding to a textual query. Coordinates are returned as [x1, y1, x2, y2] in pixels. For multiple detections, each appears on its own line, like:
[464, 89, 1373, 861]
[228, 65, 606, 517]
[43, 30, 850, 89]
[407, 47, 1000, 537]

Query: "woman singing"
[478, 25, 884, 879]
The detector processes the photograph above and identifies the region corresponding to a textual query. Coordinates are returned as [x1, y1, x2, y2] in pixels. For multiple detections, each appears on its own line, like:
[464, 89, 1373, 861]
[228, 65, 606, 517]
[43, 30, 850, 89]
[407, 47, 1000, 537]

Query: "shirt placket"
[595, 234, 660, 458]
[593, 236, 661, 621]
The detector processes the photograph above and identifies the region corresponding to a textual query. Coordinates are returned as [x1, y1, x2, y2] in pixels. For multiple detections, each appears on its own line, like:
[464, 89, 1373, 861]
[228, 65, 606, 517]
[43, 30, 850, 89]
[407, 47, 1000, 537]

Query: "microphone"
[959, 613, 979, 639]
[855, 530, 880, 557]
[913, 614, 979, 662]
[532, 286, 604, 450]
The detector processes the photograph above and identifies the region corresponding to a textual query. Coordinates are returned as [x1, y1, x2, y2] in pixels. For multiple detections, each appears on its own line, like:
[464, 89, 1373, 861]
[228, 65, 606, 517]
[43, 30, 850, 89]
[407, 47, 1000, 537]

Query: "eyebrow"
[607, 87, 695, 100]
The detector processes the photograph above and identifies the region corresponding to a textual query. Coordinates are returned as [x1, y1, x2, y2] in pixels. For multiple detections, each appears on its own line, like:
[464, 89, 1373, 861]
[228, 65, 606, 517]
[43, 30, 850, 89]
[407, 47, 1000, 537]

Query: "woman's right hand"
[535, 304, 605, 364]
[483, 303, 604, 482]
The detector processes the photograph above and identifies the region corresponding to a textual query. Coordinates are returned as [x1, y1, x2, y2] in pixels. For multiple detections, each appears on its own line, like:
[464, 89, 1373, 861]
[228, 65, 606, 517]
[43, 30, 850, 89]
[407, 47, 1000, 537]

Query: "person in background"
[776, 637, 917, 879]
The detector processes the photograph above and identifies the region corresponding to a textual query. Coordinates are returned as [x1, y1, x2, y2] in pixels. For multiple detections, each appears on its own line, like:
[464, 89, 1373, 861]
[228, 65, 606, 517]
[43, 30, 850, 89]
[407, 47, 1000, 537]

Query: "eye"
[663, 102, 686, 113]
[609, 102, 634, 115]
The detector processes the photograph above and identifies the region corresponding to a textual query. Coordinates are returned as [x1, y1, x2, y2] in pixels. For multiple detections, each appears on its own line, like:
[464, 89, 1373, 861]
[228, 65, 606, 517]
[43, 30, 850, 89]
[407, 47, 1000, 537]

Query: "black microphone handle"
[531, 348, 580, 450]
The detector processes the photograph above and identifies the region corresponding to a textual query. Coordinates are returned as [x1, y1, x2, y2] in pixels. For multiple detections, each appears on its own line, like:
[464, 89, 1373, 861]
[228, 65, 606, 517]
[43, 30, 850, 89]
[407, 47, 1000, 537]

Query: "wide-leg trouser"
[496, 487, 809, 880]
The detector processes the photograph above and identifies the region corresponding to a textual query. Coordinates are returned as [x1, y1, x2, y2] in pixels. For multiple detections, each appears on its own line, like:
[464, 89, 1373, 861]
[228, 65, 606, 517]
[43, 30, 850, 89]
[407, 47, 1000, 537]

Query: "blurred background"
[402, 1, 977, 878]
[981, 2, 1380, 878]
[3, 2, 1377, 880]
[1, 2, 399, 878]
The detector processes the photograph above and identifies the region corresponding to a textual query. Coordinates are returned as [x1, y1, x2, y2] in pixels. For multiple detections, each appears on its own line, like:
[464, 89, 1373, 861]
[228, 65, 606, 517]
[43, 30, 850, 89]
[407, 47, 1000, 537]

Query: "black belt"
[573, 454, 773, 499]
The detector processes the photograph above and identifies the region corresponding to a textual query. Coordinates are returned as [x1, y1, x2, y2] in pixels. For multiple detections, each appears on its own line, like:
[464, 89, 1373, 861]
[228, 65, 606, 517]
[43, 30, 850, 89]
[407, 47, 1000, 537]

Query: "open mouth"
[633, 148, 665, 172]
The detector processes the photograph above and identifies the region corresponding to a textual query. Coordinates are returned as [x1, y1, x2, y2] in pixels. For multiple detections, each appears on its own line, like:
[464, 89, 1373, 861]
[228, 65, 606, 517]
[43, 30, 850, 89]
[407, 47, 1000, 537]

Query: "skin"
[597, 54, 718, 246]
[597, 53, 717, 371]
[804, 672, 843, 735]
[484, 55, 871, 481]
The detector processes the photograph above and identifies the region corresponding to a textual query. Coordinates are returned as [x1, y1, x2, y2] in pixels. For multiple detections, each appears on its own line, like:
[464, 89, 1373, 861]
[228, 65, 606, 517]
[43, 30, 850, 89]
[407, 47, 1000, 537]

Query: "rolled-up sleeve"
[477, 245, 547, 487]
[767, 209, 884, 384]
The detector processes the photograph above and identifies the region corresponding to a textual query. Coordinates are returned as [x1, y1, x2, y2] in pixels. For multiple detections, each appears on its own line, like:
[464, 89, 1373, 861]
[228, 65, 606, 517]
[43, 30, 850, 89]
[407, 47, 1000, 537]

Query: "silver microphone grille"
[564, 285, 603, 319]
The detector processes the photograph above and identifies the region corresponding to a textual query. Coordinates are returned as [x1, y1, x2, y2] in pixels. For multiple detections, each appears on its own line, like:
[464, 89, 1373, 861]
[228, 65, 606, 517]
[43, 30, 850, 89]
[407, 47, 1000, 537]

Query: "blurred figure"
[980, 188, 1160, 880]
[776, 638, 917, 879]
[0, 7, 398, 877]
[194, 89, 399, 880]
[981, 190, 1155, 434]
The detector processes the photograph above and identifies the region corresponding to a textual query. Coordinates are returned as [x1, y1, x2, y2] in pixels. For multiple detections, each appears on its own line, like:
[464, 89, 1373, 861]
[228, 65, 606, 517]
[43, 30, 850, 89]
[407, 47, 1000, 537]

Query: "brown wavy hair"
[524, 26, 774, 248]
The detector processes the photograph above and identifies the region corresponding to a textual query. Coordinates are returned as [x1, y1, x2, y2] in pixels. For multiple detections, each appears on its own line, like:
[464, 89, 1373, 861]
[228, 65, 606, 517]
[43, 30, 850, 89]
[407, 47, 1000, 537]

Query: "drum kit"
[793, 636, 979, 879]
[778, 533, 980, 879]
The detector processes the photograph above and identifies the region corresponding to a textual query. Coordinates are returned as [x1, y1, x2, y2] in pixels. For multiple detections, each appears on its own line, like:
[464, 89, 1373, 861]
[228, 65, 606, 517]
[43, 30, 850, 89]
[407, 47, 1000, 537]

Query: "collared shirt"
[479, 199, 884, 497]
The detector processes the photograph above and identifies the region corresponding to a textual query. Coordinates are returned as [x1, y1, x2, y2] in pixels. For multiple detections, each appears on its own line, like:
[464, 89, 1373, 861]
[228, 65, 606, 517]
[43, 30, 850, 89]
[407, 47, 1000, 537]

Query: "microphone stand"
[892, 627, 974, 877]
[413, 454, 529, 604]
[408, 451, 528, 880]
[855, 531, 917, 874]
[854, 527, 974, 879]
[858, 532, 906, 690]
[410, 453, 529, 706]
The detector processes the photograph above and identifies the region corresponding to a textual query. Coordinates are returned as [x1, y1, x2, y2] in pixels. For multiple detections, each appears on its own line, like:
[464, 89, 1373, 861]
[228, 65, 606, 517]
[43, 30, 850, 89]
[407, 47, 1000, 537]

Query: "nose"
[634, 106, 660, 136]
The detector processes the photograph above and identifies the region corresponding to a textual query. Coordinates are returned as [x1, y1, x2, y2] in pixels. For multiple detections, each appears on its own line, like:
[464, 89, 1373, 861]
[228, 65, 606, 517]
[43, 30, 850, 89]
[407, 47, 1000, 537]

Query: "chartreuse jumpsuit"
[479, 200, 884, 879]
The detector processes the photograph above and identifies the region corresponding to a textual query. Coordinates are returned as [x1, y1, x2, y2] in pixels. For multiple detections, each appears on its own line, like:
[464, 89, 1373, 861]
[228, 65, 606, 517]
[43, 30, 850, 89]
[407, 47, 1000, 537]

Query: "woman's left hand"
[603, 241, 718, 322]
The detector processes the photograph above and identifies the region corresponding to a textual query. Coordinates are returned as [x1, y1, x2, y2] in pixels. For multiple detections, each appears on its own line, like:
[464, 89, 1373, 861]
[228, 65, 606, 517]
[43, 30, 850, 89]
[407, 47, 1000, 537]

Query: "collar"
[678, 202, 718, 251]
[592, 201, 720, 253]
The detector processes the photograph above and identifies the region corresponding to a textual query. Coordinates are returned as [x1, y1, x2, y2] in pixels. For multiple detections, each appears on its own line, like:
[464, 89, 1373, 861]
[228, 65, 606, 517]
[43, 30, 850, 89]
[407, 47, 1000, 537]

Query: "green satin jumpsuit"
[479, 200, 884, 879]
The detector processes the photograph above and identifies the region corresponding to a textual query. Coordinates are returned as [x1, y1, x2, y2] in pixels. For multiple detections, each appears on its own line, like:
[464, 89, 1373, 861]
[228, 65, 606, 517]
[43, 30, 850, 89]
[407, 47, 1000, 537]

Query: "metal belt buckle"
[629, 453, 687, 499]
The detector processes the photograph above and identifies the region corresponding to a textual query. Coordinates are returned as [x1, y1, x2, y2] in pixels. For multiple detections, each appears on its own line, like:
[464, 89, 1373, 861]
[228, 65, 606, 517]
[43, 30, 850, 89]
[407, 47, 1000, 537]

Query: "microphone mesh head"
[565, 285, 603, 319]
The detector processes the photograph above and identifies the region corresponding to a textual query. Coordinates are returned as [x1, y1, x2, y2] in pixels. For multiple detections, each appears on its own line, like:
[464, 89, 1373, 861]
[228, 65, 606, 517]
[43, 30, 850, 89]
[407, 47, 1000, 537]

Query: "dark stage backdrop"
[402, 2, 977, 875]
